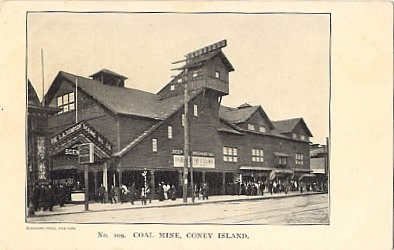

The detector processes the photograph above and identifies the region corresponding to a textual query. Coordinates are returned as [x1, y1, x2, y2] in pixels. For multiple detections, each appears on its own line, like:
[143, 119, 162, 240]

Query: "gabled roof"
[89, 68, 128, 79]
[46, 71, 187, 120]
[272, 118, 313, 137]
[28, 79, 40, 105]
[219, 105, 259, 124]
[219, 105, 274, 129]
[184, 50, 235, 72]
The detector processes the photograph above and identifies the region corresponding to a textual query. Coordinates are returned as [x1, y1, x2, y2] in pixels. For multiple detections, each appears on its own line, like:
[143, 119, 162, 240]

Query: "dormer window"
[259, 126, 266, 133]
[292, 133, 297, 139]
[215, 71, 220, 79]
[170, 85, 175, 91]
[248, 124, 255, 131]
[177, 78, 183, 83]
[300, 135, 305, 140]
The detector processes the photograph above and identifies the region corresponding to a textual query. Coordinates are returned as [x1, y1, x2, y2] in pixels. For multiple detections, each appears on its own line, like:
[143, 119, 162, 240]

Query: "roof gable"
[219, 105, 274, 129]
[28, 80, 40, 105]
[272, 118, 313, 137]
[45, 71, 187, 120]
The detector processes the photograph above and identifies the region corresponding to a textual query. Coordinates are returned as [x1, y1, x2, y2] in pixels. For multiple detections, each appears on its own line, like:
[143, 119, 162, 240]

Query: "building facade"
[41, 40, 313, 198]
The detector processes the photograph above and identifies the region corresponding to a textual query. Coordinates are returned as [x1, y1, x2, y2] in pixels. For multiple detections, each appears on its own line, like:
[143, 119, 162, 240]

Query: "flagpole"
[41, 49, 45, 106]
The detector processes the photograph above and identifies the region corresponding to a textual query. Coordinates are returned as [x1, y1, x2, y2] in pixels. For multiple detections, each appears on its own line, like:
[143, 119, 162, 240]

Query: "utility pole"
[182, 68, 189, 203]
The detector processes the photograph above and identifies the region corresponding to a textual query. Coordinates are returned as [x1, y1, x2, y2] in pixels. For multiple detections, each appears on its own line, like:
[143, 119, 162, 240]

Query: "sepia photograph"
[25, 12, 331, 225]
[0, 1, 392, 249]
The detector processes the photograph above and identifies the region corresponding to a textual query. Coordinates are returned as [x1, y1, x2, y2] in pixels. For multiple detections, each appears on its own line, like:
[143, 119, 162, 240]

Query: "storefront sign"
[65, 148, 79, 156]
[172, 149, 214, 157]
[79, 143, 94, 164]
[50, 122, 112, 152]
[173, 155, 215, 169]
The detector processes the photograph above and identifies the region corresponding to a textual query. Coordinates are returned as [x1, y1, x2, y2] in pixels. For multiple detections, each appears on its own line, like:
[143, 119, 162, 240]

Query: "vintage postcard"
[0, 1, 392, 250]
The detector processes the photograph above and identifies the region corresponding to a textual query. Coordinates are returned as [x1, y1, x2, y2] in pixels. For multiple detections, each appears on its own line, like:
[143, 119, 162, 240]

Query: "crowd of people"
[29, 178, 327, 213]
[226, 179, 327, 196]
[30, 183, 71, 212]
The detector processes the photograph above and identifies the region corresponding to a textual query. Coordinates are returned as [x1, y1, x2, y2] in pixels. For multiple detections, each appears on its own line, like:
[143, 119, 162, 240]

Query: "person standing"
[158, 183, 164, 201]
[202, 182, 209, 200]
[140, 187, 147, 205]
[170, 185, 177, 201]
[129, 183, 137, 205]
[163, 182, 168, 200]
[146, 185, 152, 203]
[97, 184, 106, 204]
[108, 185, 116, 204]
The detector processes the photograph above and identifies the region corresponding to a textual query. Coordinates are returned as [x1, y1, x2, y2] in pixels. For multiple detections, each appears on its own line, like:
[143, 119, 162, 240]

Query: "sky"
[27, 12, 329, 145]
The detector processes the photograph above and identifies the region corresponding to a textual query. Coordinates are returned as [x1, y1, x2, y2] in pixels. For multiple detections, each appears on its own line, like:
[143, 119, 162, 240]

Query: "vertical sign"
[79, 143, 94, 164]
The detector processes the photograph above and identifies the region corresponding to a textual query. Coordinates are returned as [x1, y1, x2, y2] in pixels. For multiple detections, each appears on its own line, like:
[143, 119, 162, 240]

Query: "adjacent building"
[40, 40, 314, 197]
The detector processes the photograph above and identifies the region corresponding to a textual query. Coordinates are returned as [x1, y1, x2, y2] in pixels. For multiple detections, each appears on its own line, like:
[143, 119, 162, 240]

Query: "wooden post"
[150, 170, 155, 199]
[84, 164, 89, 211]
[222, 172, 226, 195]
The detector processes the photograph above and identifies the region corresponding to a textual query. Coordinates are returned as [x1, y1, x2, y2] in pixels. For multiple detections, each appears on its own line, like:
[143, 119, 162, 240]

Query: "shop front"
[48, 121, 113, 201]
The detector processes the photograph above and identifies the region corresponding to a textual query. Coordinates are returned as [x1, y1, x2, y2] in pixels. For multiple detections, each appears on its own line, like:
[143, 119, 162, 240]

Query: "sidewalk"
[29, 191, 326, 218]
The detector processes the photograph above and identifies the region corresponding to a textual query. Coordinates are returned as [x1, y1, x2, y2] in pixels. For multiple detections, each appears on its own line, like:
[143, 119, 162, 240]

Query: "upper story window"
[193, 104, 198, 117]
[252, 149, 264, 162]
[168, 126, 173, 139]
[177, 78, 183, 83]
[300, 135, 306, 140]
[223, 146, 238, 162]
[152, 138, 158, 152]
[259, 126, 266, 133]
[248, 124, 255, 131]
[215, 71, 220, 79]
[57, 92, 75, 114]
[296, 153, 304, 165]
[193, 71, 198, 78]
[278, 157, 287, 166]
[292, 133, 297, 139]
[170, 85, 175, 91]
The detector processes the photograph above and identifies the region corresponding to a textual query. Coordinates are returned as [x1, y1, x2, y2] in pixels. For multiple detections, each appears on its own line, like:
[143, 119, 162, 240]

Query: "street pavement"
[28, 191, 328, 224]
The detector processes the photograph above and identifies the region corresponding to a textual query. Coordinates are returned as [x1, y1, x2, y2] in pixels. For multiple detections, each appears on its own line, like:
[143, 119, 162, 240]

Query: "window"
[292, 133, 297, 139]
[296, 153, 304, 165]
[182, 114, 185, 126]
[168, 126, 173, 139]
[193, 104, 198, 117]
[278, 157, 287, 166]
[252, 149, 264, 162]
[152, 139, 157, 152]
[177, 78, 183, 83]
[193, 72, 198, 78]
[56, 92, 75, 114]
[170, 85, 175, 91]
[248, 124, 255, 131]
[223, 146, 238, 162]
[300, 135, 305, 140]
[215, 71, 220, 79]
[259, 126, 266, 133]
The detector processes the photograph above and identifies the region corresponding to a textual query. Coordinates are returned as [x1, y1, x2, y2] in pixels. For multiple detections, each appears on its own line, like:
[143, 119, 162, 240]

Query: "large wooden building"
[42, 40, 313, 196]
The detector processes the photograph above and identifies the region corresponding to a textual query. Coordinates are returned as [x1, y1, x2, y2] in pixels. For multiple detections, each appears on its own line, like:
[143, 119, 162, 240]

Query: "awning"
[272, 168, 293, 174]
[292, 168, 313, 173]
[274, 152, 289, 157]
[52, 164, 77, 171]
[300, 173, 316, 180]
[240, 166, 273, 171]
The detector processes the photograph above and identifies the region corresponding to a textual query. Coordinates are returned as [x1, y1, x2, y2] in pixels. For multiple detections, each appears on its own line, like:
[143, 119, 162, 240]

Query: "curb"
[28, 192, 326, 219]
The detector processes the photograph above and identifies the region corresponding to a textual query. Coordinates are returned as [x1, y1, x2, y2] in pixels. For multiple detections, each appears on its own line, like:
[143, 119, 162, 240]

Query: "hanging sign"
[79, 143, 94, 164]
